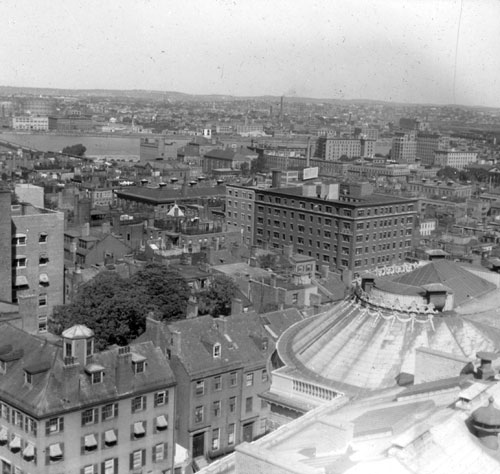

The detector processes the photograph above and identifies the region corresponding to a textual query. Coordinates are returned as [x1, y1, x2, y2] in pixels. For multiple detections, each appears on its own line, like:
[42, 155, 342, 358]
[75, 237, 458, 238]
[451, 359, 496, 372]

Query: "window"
[83, 465, 96, 474]
[229, 396, 236, 413]
[212, 428, 220, 451]
[24, 372, 32, 385]
[262, 370, 268, 382]
[213, 401, 221, 417]
[12, 235, 26, 246]
[131, 396, 146, 413]
[81, 408, 98, 426]
[195, 380, 205, 396]
[25, 417, 37, 436]
[213, 376, 221, 391]
[228, 423, 235, 445]
[194, 406, 204, 423]
[39, 233, 48, 243]
[101, 403, 118, 421]
[46, 416, 64, 434]
[132, 421, 146, 439]
[153, 443, 166, 462]
[47, 443, 63, 463]
[103, 458, 118, 474]
[82, 433, 98, 453]
[14, 257, 26, 268]
[133, 360, 145, 374]
[154, 390, 168, 407]
[230, 372, 238, 387]
[38, 295, 47, 307]
[292, 293, 298, 304]
[39, 254, 49, 265]
[245, 397, 253, 413]
[91, 371, 103, 384]
[130, 449, 146, 470]
[246, 373, 254, 386]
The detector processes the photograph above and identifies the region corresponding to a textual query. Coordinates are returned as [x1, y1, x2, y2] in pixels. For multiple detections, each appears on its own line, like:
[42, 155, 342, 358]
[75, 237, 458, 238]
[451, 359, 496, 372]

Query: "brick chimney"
[171, 330, 182, 357]
[476, 352, 499, 380]
[17, 294, 39, 334]
[62, 356, 81, 401]
[115, 346, 132, 394]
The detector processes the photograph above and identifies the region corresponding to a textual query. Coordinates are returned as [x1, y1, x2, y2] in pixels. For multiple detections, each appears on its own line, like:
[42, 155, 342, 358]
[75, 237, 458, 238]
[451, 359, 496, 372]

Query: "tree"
[197, 275, 239, 317]
[129, 263, 190, 321]
[251, 154, 267, 174]
[50, 265, 191, 349]
[240, 162, 250, 177]
[436, 166, 459, 181]
[62, 144, 87, 157]
[50, 272, 146, 349]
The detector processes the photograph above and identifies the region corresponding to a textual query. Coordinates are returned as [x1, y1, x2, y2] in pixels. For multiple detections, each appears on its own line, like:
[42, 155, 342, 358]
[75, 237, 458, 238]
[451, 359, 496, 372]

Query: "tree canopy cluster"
[62, 143, 87, 156]
[436, 166, 491, 183]
[197, 274, 239, 317]
[50, 264, 190, 349]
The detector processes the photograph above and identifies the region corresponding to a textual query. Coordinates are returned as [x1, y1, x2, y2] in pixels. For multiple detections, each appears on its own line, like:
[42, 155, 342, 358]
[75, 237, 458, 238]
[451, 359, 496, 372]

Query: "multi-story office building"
[12, 116, 49, 131]
[391, 131, 417, 163]
[0, 190, 64, 330]
[316, 138, 375, 161]
[416, 132, 450, 166]
[139, 313, 274, 468]
[226, 185, 256, 246]
[253, 182, 417, 274]
[0, 322, 176, 474]
[434, 150, 478, 170]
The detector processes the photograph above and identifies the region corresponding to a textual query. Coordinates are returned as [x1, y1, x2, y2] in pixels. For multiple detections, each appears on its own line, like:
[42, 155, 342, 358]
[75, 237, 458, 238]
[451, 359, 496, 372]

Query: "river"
[0, 132, 141, 159]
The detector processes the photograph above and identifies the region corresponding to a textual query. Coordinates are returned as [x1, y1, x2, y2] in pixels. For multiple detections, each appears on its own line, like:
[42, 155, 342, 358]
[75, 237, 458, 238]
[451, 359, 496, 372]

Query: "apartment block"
[391, 131, 417, 163]
[253, 182, 417, 274]
[9, 199, 64, 329]
[0, 323, 176, 474]
[12, 116, 49, 131]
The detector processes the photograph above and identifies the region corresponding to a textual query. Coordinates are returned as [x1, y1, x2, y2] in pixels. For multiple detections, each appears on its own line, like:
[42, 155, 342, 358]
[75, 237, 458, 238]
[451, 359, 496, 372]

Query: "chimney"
[231, 298, 243, 315]
[186, 297, 198, 319]
[424, 285, 448, 312]
[171, 330, 182, 357]
[62, 356, 81, 401]
[321, 265, 329, 279]
[145, 313, 162, 348]
[81, 222, 90, 237]
[115, 346, 132, 394]
[271, 169, 282, 188]
[306, 136, 311, 168]
[270, 274, 277, 288]
[17, 294, 39, 335]
[476, 352, 499, 380]
[309, 293, 322, 313]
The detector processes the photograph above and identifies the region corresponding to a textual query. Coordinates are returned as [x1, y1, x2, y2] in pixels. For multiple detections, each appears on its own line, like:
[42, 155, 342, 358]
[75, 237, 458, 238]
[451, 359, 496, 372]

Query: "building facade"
[416, 132, 450, 166]
[316, 138, 375, 161]
[139, 313, 274, 468]
[253, 183, 417, 275]
[8, 200, 64, 329]
[434, 150, 478, 170]
[12, 116, 49, 131]
[391, 131, 417, 163]
[226, 185, 256, 246]
[0, 323, 176, 474]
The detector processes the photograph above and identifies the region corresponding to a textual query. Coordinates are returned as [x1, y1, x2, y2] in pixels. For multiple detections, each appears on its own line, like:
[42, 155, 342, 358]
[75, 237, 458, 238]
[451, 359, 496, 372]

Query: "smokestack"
[306, 137, 311, 168]
[271, 169, 282, 188]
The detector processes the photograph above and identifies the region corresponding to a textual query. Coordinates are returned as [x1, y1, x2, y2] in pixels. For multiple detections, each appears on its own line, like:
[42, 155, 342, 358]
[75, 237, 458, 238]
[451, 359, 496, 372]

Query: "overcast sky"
[1, 0, 499, 107]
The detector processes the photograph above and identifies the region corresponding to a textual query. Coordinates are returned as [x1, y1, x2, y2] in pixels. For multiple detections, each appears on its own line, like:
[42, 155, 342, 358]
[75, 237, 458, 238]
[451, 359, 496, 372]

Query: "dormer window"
[24, 372, 32, 385]
[131, 353, 147, 374]
[91, 371, 103, 384]
[213, 343, 221, 359]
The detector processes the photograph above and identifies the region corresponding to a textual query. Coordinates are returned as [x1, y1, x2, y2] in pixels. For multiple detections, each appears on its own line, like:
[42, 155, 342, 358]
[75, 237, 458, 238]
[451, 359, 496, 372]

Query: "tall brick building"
[253, 182, 417, 275]
[0, 191, 64, 332]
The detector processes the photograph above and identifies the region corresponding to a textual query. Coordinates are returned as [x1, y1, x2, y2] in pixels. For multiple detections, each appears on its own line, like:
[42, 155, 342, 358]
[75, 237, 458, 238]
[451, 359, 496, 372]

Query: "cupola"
[61, 325, 95, 365]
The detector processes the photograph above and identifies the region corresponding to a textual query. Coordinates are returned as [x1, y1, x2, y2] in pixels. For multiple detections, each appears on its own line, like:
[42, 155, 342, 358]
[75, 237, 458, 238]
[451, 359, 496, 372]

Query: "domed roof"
[472, 397, 500, 426]
[62, 325, 94, 339]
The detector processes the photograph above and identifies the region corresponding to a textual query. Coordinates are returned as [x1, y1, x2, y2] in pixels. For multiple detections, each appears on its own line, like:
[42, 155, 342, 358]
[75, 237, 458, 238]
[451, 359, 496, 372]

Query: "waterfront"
[0, 131, 141, 159]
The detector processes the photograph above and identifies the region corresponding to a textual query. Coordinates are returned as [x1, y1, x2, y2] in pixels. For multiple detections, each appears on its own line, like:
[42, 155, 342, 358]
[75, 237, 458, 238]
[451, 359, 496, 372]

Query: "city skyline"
[1, 0, 500, 108]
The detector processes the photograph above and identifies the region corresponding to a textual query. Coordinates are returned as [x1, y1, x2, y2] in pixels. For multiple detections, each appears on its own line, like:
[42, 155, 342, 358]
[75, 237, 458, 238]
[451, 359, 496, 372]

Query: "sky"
[1, 0, 499, 107]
